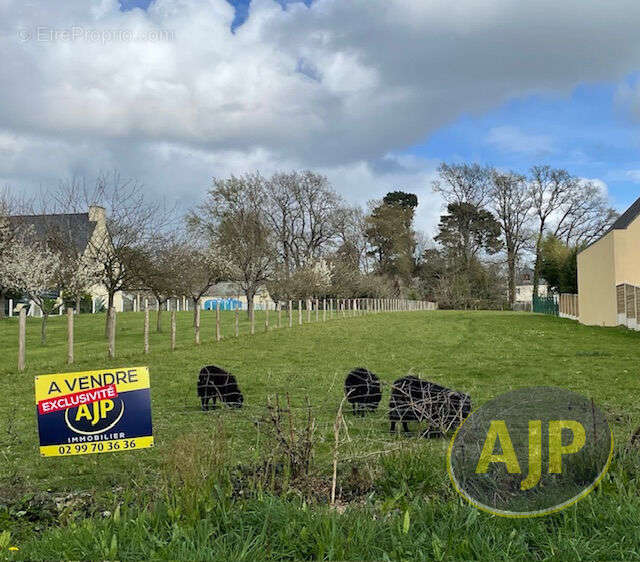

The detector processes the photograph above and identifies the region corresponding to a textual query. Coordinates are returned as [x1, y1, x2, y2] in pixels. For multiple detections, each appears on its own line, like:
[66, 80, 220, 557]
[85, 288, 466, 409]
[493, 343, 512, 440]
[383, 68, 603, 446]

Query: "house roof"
[579, 194, 640, 254]
[7, 212, 98, 253]
[610, 195, 640, 230]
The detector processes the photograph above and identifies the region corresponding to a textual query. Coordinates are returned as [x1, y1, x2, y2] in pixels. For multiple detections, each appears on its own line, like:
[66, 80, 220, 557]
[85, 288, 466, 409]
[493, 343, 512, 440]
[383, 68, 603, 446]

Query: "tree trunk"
[246, 292, 254, 321]
[0, 291, 5, 319]
[532, 230, 544, 298]
[507, 250, 516, 307]
[105, 292, 115, 338]
[248, 295, 255, 335]
[156, 298, 165, 333]
[41, 313, 48, 345]
[76, 296, 81, 314]
[192, 298, 199, 327]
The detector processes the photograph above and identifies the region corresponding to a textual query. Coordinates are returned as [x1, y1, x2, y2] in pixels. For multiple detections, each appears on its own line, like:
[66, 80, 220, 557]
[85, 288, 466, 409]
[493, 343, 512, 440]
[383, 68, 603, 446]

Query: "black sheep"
[197, 365, 244, 411]
[389, 375, 470, 436]
[344, 367, 382, 416]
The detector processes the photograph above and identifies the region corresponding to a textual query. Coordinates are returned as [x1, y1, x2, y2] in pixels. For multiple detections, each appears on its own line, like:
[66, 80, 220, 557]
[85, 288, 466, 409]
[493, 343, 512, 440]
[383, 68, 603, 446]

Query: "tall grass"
[3, 310, 640, 559]
[9, 447, 640, 560]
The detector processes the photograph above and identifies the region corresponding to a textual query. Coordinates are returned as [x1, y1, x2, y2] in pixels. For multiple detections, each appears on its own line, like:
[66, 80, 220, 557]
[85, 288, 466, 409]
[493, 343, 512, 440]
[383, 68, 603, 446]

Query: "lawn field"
[2, 310, 640, 560]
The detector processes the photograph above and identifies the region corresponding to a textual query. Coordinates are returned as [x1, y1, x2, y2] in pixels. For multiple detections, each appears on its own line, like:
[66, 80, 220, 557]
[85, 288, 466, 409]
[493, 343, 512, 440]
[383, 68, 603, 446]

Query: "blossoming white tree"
[1, 228, 99, 344]
[0, 191, 18, 319]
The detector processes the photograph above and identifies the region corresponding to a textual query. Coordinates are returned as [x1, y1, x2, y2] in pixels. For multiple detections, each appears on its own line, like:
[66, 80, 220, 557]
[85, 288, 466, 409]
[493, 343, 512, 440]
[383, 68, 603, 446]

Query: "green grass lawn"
[2, 310, 640, 560]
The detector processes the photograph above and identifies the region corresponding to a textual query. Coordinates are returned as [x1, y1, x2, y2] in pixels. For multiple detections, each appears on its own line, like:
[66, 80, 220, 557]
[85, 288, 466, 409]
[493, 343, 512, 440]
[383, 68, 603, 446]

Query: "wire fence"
[13, 297, 438, 372]
[173, 364, 470, 505]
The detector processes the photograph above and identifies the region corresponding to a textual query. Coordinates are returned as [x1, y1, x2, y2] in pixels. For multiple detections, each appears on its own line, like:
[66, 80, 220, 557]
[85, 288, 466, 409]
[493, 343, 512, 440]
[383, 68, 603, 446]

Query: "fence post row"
[12, 294, 436, 371]
[67, 307, 74, 365]
[216, 301, 221, 341]
[195, 302, 201, 345]
[108, 307, 116, 359]
[171, 309, 176, 351]
[144, 300, 150, 354]
[18, 308, 26, 372]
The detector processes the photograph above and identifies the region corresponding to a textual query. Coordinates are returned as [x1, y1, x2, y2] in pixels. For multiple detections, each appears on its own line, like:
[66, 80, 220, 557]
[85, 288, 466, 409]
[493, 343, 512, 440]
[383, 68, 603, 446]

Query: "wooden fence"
[617, 283, 640, 330]
[558, 293, 579, 320]
[14, 297, 438, 372]
[533, 293, 578, 320]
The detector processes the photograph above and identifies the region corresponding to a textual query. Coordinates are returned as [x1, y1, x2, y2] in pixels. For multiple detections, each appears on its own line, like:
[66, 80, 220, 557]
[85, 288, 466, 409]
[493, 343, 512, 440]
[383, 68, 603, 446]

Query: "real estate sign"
[35, 366, 153, 457]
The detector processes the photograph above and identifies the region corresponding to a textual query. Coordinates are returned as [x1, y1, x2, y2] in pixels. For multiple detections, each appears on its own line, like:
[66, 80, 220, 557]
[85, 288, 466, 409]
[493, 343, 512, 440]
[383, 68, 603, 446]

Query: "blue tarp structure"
[204, 298, 243, 311]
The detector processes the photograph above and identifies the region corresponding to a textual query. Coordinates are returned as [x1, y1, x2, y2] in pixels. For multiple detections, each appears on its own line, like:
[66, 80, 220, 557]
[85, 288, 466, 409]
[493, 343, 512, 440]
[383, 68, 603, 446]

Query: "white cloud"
[485, 126, 553, 156]
[2, 0, 640, 231]
[625, 170, 640, 183]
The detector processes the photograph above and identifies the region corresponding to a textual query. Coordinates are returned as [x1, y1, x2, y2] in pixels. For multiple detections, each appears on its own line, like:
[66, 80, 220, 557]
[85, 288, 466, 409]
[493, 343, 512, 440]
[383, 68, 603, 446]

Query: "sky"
[2, 0, 640, 235]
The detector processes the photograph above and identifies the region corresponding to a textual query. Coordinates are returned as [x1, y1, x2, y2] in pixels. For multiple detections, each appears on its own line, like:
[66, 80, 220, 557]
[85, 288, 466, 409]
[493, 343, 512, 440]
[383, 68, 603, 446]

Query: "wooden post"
[171, 309, 176, 351]
[298, 300, 303, 325]
[67, 308, 74, 364]
[330, 298, 333, 319]
[323, 299, 326, 322]
[18, 309, 26, 372]
[108, 307, 116, 358]
[307, 299, 311, 323]
[216, 301, 221, 341]
[265, 305, 269, 332]
[195, 302, 201, 345]
[289, 300, 293, 328]
[235, 302, 239, 337]
[315, 298, 319, 321]
[144, 300, 150, 354]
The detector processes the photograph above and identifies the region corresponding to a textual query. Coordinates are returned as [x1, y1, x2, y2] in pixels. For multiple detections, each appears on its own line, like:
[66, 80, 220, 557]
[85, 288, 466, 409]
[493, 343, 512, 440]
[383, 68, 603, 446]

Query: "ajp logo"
[35, 367, 153, 457]
[447, 387, 613, 517]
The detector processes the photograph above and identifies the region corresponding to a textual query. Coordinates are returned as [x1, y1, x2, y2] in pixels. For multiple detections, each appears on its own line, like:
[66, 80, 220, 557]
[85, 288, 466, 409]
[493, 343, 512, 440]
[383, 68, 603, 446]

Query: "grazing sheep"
[389, 376, 470, 436]
[197, 365, 244, 411]
[344, 367, 382, 416]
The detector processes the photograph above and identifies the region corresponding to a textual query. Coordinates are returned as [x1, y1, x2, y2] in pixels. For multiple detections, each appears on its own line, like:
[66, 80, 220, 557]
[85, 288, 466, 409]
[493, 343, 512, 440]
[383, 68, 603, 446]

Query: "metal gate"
[532, 294, 559, 316]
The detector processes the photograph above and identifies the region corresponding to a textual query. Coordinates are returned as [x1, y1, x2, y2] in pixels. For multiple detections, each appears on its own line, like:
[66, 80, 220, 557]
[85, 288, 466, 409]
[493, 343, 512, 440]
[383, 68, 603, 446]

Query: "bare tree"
[490, 171, 533, 306]
[552, 180, 617, 247]
[332, 205, 371, 272]
[528, 167, 617, 296]
[171, 236, 230, 328]
[432, 163, 493, 208]
[264, 171, 346, 272]
[528, 166, 579, 297]
[133, 234, 183, 332]
[54, 172, 172, 337]
[190, 173, 275, 321]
